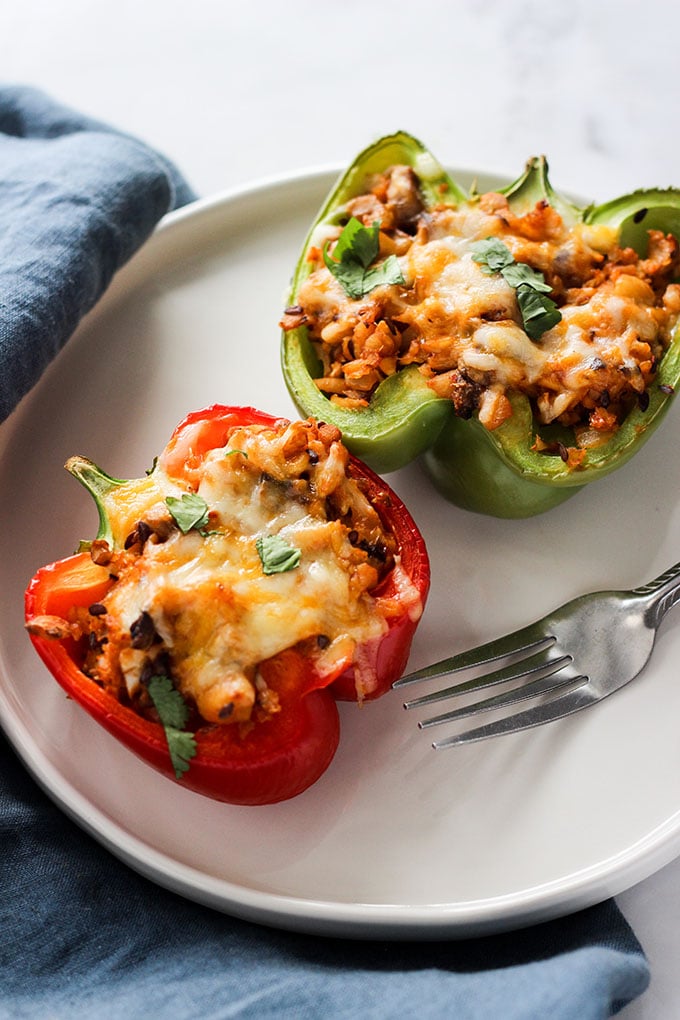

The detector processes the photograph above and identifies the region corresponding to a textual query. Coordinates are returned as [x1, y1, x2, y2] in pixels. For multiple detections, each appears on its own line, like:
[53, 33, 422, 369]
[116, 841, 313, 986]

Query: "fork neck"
[632, 561, 680, 627]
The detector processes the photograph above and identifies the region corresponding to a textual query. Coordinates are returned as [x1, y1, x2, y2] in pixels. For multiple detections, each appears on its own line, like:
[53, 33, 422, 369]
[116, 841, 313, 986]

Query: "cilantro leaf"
[164, 729, 197, 779]
[516, 285, 562, 340]
[332, 216, 380, 266]
[165, 493, 210, 534]
[500, 262, 552, 293]
[323, 217, 405, 299]
[147, 675, 197, 780]
[322, 254, 365, 299]
[256, 533, 301, 575]
[362, 256, 405, 293]
[470, 236, 561, 339]
[148, 675, 189, 729]
[470, 237, 515, 274]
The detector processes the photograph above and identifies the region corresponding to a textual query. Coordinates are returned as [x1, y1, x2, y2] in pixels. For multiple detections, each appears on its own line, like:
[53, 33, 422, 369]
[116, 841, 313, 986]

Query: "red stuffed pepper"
[24, 406, 429, 805]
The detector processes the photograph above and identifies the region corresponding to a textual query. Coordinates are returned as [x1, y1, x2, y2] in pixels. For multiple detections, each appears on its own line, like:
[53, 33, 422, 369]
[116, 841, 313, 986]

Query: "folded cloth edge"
[0, 85, 196, 422]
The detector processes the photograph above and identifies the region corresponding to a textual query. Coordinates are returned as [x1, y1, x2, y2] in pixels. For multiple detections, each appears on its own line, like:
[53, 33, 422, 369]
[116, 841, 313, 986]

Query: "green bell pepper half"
[280, 132, 680, 516]
[281, 132, 459, 474]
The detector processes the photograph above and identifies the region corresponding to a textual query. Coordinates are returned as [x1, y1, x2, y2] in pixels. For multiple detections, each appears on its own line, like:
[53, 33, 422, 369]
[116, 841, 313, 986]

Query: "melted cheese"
[399, 215, 672, 402]
[90, 425, 397, 723]
[106, 519, 386, 721]
[292, 174, 680, 440]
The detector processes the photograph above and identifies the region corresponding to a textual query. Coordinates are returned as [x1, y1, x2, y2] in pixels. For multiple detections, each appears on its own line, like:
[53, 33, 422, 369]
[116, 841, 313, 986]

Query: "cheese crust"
[282, 166, 680, 450]
[75, 418, 413, 726]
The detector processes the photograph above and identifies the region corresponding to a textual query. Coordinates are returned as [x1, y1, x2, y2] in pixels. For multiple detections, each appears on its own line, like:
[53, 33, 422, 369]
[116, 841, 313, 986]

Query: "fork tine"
[419, 662, 580, 728]
[431, 679, 594, 749]
[393, 623, 550, 688]
[402, 647, 569, 710]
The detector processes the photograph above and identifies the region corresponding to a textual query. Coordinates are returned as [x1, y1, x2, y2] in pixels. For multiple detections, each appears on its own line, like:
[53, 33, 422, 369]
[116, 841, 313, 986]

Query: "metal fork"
[393, 561, 680, 749]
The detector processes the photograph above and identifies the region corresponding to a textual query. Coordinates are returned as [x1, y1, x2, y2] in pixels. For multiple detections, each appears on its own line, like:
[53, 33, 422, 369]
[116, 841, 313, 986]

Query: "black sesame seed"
[139, 660, 155, 686]
[124, 520, 152, 550]
[130, 611, 157, 650]
[137, 521, 152, 544]
[358, 538, 388, 561]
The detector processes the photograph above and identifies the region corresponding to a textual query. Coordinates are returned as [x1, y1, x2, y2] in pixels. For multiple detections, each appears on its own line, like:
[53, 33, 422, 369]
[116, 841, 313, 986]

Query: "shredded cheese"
[284, 166, 680, 447]
[78, 419, 404, 725]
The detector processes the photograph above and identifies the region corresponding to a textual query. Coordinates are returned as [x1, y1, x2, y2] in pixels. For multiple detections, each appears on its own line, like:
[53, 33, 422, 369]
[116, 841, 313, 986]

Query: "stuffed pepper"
[281, 132, 680, 517]
[25, 405, 429, 805]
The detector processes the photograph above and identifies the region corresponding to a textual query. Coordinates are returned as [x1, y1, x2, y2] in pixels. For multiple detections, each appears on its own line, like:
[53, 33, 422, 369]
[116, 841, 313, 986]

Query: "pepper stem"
[502, 155, 582, 227]
[65, 455, 126, 547]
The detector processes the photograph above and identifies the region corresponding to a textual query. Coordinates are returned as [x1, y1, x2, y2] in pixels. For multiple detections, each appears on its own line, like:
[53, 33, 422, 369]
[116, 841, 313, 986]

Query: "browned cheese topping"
[66, 419, 408, 728]
[282, 166, 680, 453]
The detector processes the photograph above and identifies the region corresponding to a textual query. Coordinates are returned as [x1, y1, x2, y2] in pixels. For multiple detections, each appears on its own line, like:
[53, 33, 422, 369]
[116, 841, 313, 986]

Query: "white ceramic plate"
[3, 169, 680, 940]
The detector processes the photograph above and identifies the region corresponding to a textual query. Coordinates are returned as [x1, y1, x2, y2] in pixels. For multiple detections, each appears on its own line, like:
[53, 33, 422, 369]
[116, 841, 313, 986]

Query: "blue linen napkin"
[0, 736, 648, 1020]
[0, 87, 650, 1019]
[0, 85, 195, 423]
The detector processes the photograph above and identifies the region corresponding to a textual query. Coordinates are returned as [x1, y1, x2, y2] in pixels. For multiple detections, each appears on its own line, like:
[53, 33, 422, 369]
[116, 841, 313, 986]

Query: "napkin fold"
[0, 733, 648, 1020]
[0, 85, 195, 422]
[0, 87, 650, 1018]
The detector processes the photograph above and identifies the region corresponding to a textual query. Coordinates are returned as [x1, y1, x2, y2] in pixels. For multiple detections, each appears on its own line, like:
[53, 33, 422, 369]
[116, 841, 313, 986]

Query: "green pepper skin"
[281, 133, 680, 515]
[282, 132, 456, 474]
[426, 335, 680, 517]
[424, 399, 583, 518]
[426, 167, 680, 516]
[65, 455, 126, 545]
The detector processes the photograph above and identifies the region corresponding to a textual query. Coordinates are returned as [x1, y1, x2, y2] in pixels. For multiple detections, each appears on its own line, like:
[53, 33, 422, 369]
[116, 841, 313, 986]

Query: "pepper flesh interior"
[282, 165, 680, 464]
[54, 419, 415, 728]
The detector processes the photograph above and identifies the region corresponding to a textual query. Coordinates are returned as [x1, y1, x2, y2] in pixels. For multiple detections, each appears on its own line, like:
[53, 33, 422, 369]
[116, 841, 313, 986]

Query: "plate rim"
[3, 167, 680, 939]
[6, 683, 680, 939]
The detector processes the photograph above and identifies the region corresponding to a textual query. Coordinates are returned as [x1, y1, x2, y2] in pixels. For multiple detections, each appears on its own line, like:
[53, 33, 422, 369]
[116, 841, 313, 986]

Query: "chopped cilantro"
[323, 217, 405, 299]
[471, 236, 562, 339]
[147, 675, 197, 779]
[500, 261, 553, 293]
[516, 285, 562, 340]
[165, 493, 210, 534]
[256, 533, 301, 575]
[470, 237, 514, 274]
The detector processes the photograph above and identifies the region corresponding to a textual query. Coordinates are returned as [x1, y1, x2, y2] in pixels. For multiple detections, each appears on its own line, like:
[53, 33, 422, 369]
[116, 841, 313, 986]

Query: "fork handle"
[633, 560, 680, 626]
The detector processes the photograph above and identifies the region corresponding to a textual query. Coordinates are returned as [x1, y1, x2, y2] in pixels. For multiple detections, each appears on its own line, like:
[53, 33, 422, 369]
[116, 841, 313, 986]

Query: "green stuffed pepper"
[280, 132, 680, 517]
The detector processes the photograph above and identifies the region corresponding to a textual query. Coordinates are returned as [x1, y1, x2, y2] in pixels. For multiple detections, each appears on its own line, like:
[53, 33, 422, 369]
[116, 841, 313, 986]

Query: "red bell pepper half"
[24, 406, 430, 806]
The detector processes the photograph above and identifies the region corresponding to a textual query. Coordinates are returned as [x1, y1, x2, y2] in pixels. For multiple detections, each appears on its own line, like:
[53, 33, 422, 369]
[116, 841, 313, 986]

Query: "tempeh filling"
[43, 419, 416, 730]
[282, 166, 680, 456]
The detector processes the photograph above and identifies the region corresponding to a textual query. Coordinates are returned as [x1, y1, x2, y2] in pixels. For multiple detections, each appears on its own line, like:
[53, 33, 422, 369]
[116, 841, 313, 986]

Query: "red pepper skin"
[330, 463, 430, 703]
[24, 406, 430, 805]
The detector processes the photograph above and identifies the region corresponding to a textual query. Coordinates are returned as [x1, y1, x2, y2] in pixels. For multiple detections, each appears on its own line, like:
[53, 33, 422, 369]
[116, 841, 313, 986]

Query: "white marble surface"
[3, 0, 680, 1014]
